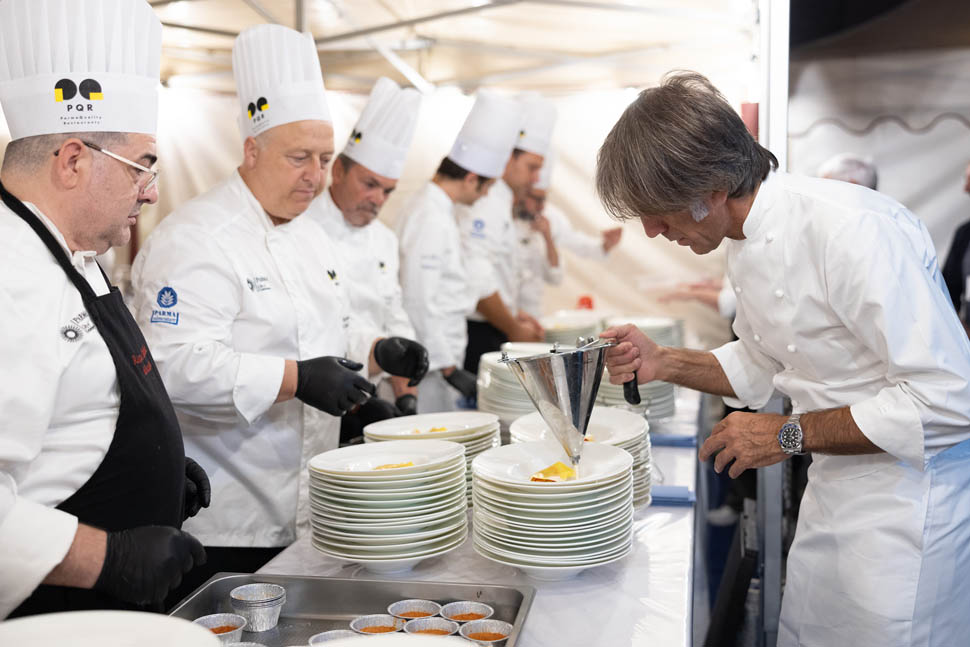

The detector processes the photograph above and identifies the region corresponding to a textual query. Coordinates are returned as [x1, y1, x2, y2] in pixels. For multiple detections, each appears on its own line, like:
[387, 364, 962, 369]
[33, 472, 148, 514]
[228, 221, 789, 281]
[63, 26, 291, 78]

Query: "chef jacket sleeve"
[458, 203, 502, 302]
[710, 294, 784, 410]
[398, 212, 457, 371]
[826, 211, 970, 469]
[382, 234, 418, 340]
[549, 207, 608, 261]
[131, 226, 284, 426]
[0, 285, 78, 618]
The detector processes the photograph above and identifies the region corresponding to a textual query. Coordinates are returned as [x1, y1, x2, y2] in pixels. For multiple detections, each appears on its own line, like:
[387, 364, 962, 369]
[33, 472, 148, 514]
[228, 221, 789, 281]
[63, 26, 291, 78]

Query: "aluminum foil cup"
[387, 599, 442, 620]
[439, 601, 494, 623]
[349, 614, 406, 634]
[192, 613, 247, 644]
[308, 630, 358, 644]
[458, 619, 514, 645]
[229, 583, 286, 632]
[404, 617, 460, 636]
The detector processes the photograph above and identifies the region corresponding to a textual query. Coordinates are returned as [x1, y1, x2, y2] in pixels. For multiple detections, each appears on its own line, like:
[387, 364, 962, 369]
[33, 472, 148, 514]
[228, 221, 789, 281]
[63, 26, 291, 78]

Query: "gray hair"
[817, 153, 878, 190]
[2, 131, 128, 173]
[596, 71, 778, 221]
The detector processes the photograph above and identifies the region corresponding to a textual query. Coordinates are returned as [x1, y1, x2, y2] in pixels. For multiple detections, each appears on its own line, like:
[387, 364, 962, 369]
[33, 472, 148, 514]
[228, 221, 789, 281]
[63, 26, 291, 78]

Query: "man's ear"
[711, 190, 729, 207]
[52, 138, 88, 190]
[242, 136, 260, 169]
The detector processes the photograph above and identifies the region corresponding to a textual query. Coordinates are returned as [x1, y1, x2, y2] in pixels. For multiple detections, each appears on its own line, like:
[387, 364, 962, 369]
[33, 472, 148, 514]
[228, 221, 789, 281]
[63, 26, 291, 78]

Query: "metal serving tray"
[170, 573, 534, 645]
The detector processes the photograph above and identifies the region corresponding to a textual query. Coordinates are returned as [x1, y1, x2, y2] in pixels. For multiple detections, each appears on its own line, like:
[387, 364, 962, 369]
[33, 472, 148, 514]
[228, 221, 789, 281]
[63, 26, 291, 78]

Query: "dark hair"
[595, 71, 778, 220]
[511, 148, 525, 158]
[435, 157, 490, 189]
[335, 152, 356, 171]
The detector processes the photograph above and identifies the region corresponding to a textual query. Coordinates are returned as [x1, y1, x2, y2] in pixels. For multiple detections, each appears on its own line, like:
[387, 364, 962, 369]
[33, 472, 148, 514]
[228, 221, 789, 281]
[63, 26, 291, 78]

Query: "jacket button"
[774, 289, 784, 298]
[734, 286, 742, 294]
[754, 333, 762, 342]
[766, 233, 775, 242]
[787, 344, 797, 353]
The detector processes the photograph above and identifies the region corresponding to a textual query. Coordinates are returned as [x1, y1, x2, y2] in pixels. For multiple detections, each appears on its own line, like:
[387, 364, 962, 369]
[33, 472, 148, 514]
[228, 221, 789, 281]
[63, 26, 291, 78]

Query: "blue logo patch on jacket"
[157, 287, 178, 308]
[151, 286, 180, 325]
[471, 218, 487, 239]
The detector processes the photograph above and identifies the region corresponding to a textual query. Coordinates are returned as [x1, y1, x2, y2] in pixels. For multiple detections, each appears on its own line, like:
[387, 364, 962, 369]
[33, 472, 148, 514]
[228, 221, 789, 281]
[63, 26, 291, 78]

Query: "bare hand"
[698, 412, 789, 478]
[658, 278, 723, 310]
[602, 227, 623, 252]
[530, 213, 552, 236]
[599, 324, 662, 385]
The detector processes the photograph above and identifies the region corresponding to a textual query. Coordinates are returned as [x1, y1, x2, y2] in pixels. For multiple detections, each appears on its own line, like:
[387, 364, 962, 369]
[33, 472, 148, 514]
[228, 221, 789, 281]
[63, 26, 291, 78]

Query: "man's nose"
[641, 218, 667, 238]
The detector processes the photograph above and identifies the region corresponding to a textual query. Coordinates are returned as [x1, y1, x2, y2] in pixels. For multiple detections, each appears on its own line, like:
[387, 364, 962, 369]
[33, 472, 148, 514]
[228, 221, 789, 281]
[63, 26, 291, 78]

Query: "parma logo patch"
[151, 287, 179, 325]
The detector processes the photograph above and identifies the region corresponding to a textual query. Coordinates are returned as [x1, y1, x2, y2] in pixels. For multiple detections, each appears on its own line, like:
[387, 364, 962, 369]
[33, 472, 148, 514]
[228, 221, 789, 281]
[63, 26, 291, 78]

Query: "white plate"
[472, 541, 633, 581]
[0, 611, 220, 647]
[309, 471, 467, 499]
[472, 442, 631, 486]
[312, 529, 468, 563]
[471, 496, 633, 530]
[476, 526, 633, 559]
[365, 424, 500, 445]
[309, 440, 464, 476]
[311, 515, 466, 543]
[473, 474, 631, 506]
[310, 488, 467, 514]
[310, 460, 466, 488]
[474, 508, 633, 541]
[473, 468, 629, 495]
[313, 525, 467, 554]
[476, 519, 630, 550]
[510, 407, 647, 446]
[363, 412, 499, 439]
[473, 533, 633, 565]
[312, 503, 468, 532]
[472, 490, 632, 523]
[473, 478, 631, 512]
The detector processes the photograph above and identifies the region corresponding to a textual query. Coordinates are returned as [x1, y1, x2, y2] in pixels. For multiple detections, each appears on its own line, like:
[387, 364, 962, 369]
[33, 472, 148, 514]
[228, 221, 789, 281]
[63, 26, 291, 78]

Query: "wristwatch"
[778, 413, 805, 455]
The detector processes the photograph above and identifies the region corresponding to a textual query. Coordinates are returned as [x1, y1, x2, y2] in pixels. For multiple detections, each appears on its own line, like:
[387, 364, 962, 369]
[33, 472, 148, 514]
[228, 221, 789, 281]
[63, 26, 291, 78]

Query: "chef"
[0, 0, 208, 618]
[130, 24, 428, 594]
[307, 77, 422, 422]
[515, 153, 623, 318]
[397, 92, 522, 412]
[459, 93, 557, 373]
[597, 71, 970, 647]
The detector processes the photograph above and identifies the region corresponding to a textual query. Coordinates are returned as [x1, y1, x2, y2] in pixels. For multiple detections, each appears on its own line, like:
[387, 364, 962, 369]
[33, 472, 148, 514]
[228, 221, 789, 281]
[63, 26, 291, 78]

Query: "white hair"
[689, 200, 710, 222]
[817, 153, 878, 190]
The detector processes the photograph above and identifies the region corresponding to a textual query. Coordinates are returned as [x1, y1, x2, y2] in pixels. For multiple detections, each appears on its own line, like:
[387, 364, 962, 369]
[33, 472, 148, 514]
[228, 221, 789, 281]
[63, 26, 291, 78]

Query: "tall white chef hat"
[341, 77, 421, 180]
[232, 24, 330, 140]
[448, 90, 521, 179]
[0, 0, 162, 141]
[516, 92, 557, 157]
[535, 150, 556, 191]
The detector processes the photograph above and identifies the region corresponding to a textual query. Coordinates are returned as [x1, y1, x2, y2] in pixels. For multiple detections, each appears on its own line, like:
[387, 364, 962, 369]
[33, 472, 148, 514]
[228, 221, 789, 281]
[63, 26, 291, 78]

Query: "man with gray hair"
[817, 152, 878, 190]
[597, 71, 970, 646]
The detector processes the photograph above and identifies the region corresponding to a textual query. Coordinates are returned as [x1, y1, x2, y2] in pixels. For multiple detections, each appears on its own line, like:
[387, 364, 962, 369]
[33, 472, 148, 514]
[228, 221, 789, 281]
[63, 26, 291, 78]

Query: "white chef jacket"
[396, 182, 479, 411]
[131, 171, 376, 547]
[546, 204, 608, 261]
[459, 179, 518, 321]
[0, 200, 116, 618]
[514, 216, 563, 319]
[711, 172, 970, 646]
[307, 189, 415, 340]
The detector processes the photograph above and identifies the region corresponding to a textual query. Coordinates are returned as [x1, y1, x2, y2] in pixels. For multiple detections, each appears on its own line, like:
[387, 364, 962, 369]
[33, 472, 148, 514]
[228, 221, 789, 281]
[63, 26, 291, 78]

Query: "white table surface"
[260, 392, 702, 646]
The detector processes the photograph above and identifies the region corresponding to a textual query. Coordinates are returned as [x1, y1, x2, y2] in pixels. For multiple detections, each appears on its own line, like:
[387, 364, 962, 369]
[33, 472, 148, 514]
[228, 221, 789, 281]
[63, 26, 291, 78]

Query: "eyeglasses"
[54, 140, 158, 193]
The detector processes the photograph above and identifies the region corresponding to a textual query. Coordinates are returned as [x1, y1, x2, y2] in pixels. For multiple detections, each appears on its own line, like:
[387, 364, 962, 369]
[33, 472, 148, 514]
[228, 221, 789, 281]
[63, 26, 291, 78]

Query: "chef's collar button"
[753, 333, 762, 342]
[774, 289, 784, 298]
[787, 344, 797, 353]
[734, 286, 742, 294]
[766, 233, 775, 242]
[792, 400, 799, 408]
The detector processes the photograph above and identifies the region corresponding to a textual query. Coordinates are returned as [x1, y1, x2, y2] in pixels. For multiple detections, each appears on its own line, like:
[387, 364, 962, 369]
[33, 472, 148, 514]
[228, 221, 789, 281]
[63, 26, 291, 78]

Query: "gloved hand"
[373, 337, 429, 387]
[94, 526, 206, 606]
[444, 368, 477, 400]
[395, 394, 418, 416]
[295, 356, 376, 415]
[358, 397, 400, 425]
[183, 457, 211, 521]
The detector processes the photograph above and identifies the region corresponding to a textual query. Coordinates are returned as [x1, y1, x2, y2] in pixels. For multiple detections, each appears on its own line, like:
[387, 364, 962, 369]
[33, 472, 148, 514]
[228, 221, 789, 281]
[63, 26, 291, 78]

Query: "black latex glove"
[395, 394, 418, 416]
[295, 356, 376, 415]
[358, 397, 400, 425]
[444, 368, 477, 400]
[94, 526, 206, 606]
[183, 457, 211, 521]
[373, 337, 429, 387]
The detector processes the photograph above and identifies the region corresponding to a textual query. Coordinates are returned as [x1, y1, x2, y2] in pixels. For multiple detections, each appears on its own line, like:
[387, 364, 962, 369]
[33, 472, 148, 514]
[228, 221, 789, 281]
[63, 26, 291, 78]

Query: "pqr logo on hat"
[247, 96, 269, 120]
[54, 79, 103, 103]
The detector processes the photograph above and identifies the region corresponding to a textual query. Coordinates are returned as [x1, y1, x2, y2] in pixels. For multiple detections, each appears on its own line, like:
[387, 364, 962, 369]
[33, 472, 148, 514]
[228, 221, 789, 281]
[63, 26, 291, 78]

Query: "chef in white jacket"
[130, 24, 428, 595]
[460, 93, 556, 373]
[0, 0, 208, 618]
[397, 92, 522, 412]
[598, 71, 970, 647]
[515, 153, 623, 318]
[307, 77, 422, 420]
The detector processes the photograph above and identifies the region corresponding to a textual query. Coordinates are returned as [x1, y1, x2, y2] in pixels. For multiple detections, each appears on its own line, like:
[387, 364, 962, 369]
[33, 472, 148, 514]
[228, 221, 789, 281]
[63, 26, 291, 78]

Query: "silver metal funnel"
[500, 338, 613, 469]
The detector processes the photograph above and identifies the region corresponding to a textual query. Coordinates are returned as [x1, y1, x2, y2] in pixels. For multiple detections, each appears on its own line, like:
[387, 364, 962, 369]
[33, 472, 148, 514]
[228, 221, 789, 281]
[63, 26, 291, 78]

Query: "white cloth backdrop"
[0, 86, 733, 347]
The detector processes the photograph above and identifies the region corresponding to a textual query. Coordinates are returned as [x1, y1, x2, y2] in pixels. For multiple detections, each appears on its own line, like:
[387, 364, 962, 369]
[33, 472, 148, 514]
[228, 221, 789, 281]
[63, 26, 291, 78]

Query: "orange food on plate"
[399, 611, 432, 618]
[450, 612, 486, 621]
[468, 631, 508, 641]
[530, 461, 576, 482]
[360, 625, 397, 633]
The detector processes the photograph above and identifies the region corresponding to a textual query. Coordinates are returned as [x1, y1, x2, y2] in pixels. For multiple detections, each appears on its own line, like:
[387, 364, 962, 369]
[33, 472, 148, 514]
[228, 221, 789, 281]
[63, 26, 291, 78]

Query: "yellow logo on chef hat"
[350, 129, 362, 144]
[247, 97, 269, 119]
[54, 78, 103, 102]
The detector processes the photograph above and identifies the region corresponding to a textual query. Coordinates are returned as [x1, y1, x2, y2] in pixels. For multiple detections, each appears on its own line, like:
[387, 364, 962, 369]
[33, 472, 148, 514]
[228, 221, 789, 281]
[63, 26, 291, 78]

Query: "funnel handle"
[623, 378, 641, 405]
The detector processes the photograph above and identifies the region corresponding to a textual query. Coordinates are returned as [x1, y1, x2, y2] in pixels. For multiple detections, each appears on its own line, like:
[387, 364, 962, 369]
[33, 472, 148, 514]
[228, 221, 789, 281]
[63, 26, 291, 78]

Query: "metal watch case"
[778, 413, 805, 455]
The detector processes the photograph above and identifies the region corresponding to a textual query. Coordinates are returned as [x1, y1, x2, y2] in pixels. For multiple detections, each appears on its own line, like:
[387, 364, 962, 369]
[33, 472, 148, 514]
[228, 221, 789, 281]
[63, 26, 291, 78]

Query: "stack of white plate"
[509, 407, 653, 507]
[363, 412, 500, 505]
[476, 350, 540, 426]
[540, 309, 606, 346]
[307, 440, 468, 573]
[599, 316, 678, 420]
[471, 441, 634, 581]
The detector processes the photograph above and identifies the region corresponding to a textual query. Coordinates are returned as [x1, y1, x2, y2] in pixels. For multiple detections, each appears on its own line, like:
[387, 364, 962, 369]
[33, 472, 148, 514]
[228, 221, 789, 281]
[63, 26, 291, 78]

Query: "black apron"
[464, 320, 508, 375]
[1, 182, 185, 617]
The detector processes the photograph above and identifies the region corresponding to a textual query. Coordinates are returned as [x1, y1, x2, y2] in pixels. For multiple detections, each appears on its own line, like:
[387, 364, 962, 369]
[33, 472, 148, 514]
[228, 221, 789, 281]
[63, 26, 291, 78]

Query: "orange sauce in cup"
[468, 631, 507, 641]
[361, 626, 397, 633]
[415, 629, 451, 635]
[210, 625, 239, 634]
[399, 611, 432, 618]
[450, 612, 486, 621]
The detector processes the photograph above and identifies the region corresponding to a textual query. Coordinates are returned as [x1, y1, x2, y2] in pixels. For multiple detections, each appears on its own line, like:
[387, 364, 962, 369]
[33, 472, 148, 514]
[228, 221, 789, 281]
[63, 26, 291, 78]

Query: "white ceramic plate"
[311, 528, 468, 563]
[311, 515, 466, 544]
[473, 475, 631, 506]
[473, 468, 629, 495]
[473, 479, 631, 512]
[472, 490, 632, 523]
[472, 541, 633, 581]
[313, 525, 467, 554]
[509, 407, 647, 446]
[309, 440, 464, 476]
[309, 471, 467, 499]
[311, 503, 468, 533]
[474, 508, 633, 541]
[470, 494, 633, 529]
[363, 412, 499, 439]
[0, 611, 220, 647]
[310, 488, 467, 514]
[472, 442, 631, 486]
[473, 502, 634, 535]
[309, 460, 466, 488]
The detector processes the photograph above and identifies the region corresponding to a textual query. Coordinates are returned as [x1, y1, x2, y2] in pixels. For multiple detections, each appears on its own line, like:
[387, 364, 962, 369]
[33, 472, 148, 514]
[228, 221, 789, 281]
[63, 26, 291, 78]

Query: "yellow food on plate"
[376, 461, 414, 470]
[530, 461, 576, 482]
[584, 435, 594, 442]
[411, 426, 449, 434]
